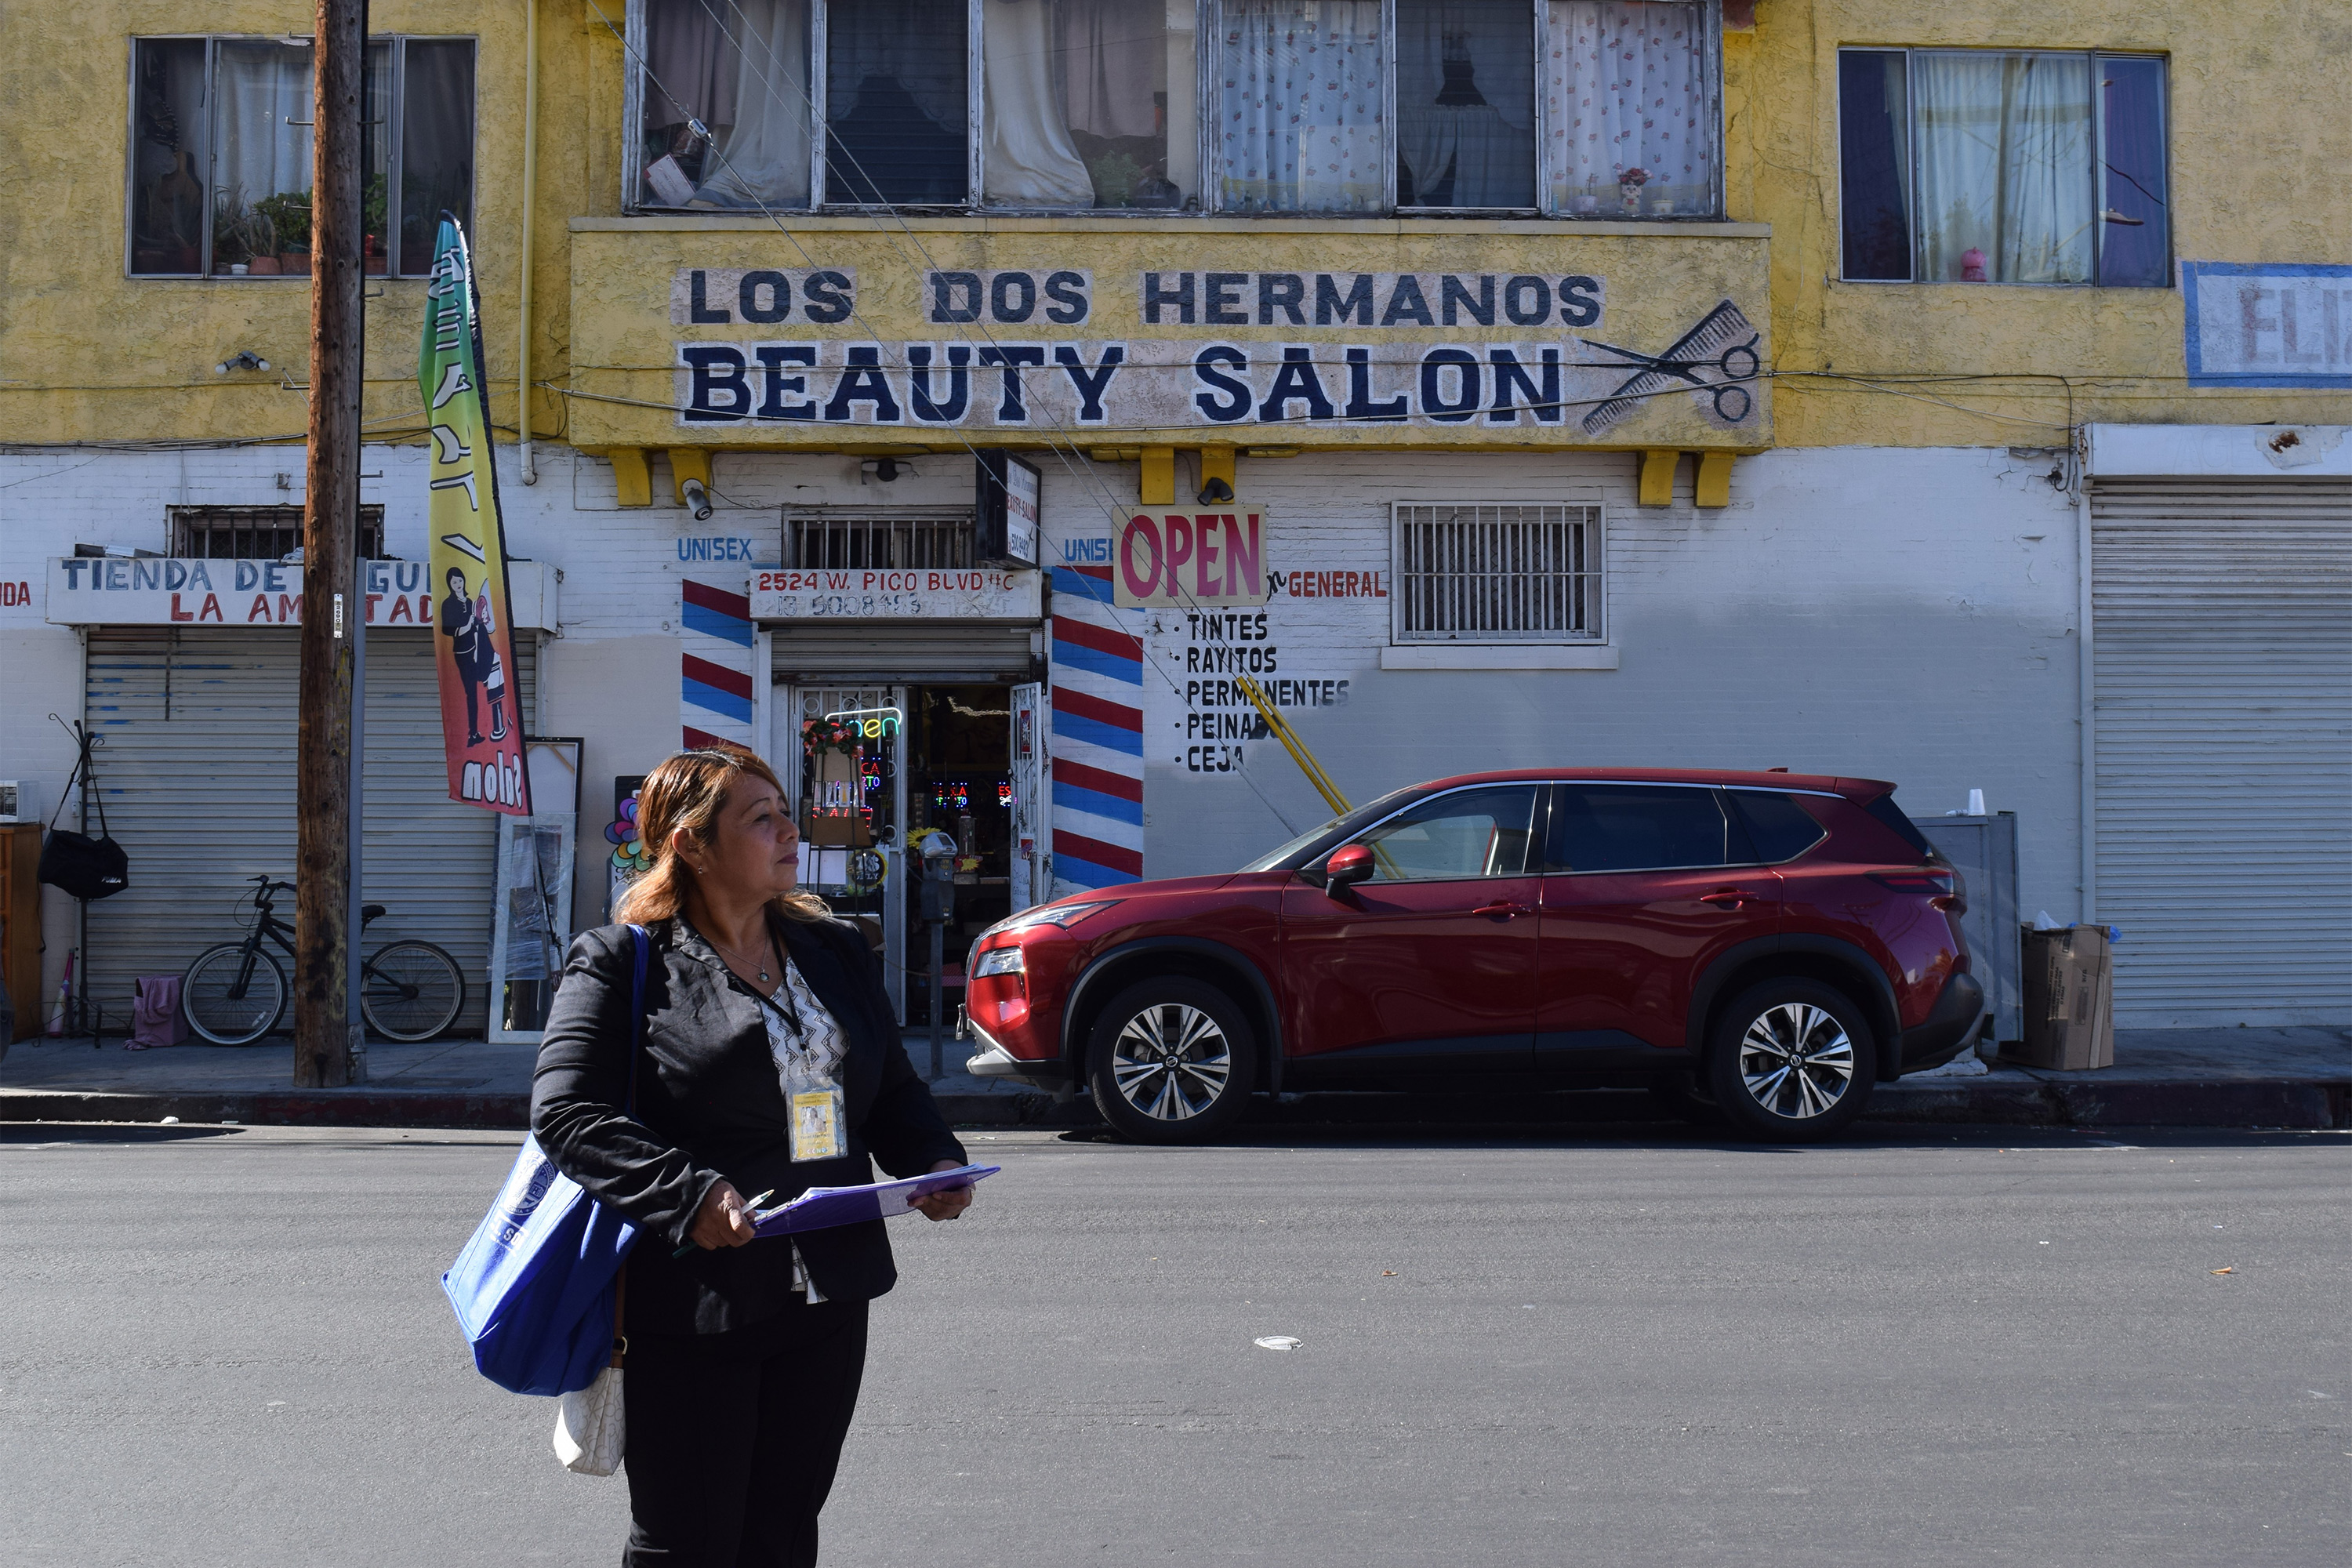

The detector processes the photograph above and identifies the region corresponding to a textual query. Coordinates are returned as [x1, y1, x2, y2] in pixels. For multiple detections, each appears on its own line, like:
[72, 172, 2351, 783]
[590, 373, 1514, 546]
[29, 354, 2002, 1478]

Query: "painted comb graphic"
[1579, 299, 1762, 435]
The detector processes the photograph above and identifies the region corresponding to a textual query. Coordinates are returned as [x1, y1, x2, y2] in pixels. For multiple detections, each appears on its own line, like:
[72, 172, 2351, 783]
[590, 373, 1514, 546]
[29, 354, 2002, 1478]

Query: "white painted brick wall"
[1, 439, 2086, 963]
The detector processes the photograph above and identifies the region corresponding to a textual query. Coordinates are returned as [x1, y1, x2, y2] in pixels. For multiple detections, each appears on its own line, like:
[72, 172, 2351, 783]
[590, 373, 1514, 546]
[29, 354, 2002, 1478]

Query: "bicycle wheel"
[361, 941, 465, 1042]
[182, 945, 289, 1045]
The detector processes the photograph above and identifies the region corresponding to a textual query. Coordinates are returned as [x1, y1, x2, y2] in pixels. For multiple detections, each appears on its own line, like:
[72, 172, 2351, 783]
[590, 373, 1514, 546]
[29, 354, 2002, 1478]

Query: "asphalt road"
[2, 1120, 2345, 1567]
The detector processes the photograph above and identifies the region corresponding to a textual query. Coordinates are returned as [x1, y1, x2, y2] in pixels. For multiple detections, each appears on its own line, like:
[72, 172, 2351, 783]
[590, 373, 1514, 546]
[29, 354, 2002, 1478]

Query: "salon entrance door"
[778, 683, 907, 1019]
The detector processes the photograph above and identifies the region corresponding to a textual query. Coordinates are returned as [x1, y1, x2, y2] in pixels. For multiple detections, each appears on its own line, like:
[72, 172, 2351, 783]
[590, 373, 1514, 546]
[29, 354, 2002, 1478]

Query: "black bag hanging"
[38, 724, 129, 902]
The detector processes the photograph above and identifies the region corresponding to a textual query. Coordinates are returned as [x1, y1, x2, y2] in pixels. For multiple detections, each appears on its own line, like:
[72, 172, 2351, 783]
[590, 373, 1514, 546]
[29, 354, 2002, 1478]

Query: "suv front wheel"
[1086, 978, 1258, 1144]
[1706, 979, 1875, 1140]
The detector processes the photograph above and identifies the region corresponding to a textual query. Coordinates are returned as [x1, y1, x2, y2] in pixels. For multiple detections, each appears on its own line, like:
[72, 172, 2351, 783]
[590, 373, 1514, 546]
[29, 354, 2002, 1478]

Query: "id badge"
[789, 1083, 844, 1162]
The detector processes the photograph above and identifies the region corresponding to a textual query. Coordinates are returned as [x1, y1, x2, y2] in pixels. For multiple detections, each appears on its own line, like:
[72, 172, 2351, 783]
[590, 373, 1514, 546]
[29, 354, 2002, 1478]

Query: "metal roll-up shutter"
[82, 627, 535, 1036]
[2089, 479, 2352, 1026]
[769, 622, 1040, 683]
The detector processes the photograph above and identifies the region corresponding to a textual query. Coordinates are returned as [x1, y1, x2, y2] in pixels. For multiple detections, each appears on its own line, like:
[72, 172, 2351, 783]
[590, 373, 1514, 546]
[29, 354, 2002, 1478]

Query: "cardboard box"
[2002, 925, 2114, 1070]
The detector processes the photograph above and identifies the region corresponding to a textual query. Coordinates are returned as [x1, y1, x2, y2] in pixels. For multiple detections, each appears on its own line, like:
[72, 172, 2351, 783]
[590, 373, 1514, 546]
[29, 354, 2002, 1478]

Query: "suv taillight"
[1869, 866, 1967, 914]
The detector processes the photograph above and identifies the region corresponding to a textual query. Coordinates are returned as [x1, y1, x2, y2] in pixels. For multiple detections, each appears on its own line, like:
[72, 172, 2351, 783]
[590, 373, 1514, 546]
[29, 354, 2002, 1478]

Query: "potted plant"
[254, 189, 311, 276]
[363, 175, 390, 274]
[211, 191, 260, 274]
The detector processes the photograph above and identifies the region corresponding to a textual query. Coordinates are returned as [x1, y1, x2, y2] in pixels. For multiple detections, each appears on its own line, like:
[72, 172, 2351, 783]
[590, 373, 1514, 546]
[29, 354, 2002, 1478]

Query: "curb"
[1867, 1077, 2351, 1130]
[5, 1080, 2344, 1132]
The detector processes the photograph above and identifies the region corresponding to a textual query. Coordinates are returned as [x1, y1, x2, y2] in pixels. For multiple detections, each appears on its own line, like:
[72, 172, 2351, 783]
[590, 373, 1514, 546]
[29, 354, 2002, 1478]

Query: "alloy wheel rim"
[1109, 1004, 1232, 1121]
[1736, 1003, 1854, 1120]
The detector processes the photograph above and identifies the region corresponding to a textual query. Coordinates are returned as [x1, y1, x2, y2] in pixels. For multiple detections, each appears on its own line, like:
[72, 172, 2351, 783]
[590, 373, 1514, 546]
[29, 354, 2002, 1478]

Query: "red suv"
[964, 771, 1983, 1143]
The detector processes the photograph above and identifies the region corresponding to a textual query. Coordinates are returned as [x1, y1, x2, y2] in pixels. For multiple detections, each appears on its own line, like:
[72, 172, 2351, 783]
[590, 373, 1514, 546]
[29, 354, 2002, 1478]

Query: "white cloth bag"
[554, 1364, 626, 1475]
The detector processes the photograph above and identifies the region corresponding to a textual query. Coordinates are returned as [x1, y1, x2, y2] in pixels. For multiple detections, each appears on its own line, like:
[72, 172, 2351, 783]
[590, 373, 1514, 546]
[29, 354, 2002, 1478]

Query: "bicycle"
[181, 876, 466, 1045]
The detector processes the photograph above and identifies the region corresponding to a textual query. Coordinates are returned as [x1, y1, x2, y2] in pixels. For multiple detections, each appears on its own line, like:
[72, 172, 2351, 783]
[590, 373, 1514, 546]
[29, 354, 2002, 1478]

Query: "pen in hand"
[675, 1189, 775, 1258]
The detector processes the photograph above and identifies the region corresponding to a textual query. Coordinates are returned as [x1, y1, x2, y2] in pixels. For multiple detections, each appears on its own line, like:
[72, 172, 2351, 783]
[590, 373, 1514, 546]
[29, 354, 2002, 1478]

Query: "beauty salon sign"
[564, 226, 1773, 451]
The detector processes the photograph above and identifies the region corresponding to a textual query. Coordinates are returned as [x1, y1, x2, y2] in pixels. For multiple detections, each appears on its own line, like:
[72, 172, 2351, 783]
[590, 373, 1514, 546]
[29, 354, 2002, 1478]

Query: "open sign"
[1113, 510, 1269, 608]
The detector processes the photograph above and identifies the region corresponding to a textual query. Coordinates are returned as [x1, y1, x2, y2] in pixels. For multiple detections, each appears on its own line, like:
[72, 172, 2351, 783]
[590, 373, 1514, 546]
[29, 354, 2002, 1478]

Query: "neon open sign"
[825, 706, 904, 739]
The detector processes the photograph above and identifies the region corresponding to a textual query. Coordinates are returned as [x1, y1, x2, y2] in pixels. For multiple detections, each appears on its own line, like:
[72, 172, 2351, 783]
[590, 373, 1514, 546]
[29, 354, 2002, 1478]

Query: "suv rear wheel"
[1705, 978, 1875, 1140]
[1086, 978, 1258, 1144]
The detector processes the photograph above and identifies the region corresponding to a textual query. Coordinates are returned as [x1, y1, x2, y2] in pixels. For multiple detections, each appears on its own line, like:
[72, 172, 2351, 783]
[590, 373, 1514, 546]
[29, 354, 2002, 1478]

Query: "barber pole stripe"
[680, 575, 755, 748]
[1049, 561, 1145, 893]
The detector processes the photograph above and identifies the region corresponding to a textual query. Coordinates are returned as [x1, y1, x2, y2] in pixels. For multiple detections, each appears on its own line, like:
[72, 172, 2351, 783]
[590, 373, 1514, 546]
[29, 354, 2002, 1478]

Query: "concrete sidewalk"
[2, 1026, 2345, 1131]
[0, 1030, 1064, 1131]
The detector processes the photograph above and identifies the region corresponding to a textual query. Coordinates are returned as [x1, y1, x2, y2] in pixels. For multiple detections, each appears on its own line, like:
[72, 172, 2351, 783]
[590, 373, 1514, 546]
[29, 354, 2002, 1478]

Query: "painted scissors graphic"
[1578, 299, 1761, 434]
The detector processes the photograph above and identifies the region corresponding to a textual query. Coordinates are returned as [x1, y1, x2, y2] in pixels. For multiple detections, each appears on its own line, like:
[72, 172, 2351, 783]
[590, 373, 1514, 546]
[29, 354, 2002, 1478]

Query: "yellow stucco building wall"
[4, 0, 2345, 454]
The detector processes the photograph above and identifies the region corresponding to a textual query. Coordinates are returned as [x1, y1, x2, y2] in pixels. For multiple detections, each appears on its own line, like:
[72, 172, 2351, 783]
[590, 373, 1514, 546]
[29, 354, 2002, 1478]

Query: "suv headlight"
[971, 946, 1026, 978]
[978, 899, 1121, 940]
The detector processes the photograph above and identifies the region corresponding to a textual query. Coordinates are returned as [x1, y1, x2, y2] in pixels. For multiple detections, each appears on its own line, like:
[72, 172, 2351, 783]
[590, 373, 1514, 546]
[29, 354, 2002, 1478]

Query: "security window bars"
[623, 0, 1719, 218]
[783, 514, 975, 568]
[1837, 48, 2169, 287]
[129, 35, 476, 278]
[171, 506, 386, 560]
[1392, 503, 1602, 644]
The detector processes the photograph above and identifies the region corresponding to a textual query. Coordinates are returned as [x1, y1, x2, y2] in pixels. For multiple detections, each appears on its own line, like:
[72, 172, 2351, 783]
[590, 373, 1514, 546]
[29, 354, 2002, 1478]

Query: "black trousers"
[621, 1298, 870, 1567]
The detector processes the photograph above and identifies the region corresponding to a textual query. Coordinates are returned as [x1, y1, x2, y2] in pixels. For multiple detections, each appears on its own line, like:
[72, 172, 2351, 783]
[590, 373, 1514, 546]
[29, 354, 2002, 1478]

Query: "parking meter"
[916, 830, 958, 1075]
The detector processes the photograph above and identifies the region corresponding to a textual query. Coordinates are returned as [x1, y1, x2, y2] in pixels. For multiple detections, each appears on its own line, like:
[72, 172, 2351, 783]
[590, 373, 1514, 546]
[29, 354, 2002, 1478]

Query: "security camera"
[681, 477, 713, 521]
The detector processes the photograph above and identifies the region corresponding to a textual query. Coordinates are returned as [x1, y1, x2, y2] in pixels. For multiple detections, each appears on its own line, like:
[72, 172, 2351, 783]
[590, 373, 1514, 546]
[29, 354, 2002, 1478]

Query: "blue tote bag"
[443, 925, 650, 1397]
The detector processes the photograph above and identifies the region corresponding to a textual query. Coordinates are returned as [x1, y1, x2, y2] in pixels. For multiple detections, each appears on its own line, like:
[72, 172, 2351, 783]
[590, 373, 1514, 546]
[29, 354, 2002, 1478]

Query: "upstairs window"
[1838, 48, 2169, 287]
[171, 506, 386, 560]
[1392, 503, 1605, 645]
[129, 36, 475, 278]
[625, 0, 1719, 217]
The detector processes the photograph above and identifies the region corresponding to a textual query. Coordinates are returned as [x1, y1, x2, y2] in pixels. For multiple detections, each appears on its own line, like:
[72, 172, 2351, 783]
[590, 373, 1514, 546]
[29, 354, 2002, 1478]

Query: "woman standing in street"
[533, 743, 974, 1566]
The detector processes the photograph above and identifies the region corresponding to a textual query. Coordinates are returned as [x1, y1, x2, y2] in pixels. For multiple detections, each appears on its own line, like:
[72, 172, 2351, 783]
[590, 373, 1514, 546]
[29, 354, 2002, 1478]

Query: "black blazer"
[532, 912, 967, 1336]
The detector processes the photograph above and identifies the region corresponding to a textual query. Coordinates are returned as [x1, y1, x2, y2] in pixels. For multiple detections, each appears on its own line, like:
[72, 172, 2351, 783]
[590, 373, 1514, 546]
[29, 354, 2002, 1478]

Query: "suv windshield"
[1236, 786, 1420, 873]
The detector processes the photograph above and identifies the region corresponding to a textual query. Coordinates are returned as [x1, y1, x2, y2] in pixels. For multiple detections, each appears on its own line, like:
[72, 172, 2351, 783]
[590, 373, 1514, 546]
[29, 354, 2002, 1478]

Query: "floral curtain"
[1543, 1, 1713, 216]
[1912, 51, 2092, 284]
[1217, 0, 1385, 213]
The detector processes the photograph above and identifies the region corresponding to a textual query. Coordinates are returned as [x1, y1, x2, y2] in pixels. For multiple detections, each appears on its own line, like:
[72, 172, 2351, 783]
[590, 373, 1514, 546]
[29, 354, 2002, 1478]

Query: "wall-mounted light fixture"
[215, 350, 270, 374]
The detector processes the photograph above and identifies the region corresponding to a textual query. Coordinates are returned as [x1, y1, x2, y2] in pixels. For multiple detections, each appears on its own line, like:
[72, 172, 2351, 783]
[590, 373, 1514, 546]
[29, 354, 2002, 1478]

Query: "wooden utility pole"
[294, 0, 367, 1087]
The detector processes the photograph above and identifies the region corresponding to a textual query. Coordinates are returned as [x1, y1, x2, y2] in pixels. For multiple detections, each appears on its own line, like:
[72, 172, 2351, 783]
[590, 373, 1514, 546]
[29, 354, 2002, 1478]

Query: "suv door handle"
[1700, 888, 1755, 908]
[1471, 899, 1530, 920]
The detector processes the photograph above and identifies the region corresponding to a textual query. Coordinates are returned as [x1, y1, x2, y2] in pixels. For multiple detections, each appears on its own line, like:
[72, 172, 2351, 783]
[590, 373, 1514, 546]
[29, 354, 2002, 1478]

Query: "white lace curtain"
[1543, 1, 1712, 215]
[213, 42, 313, 223]
[1216, 0, 1385, 213]
[1911, 51, 2092, 284]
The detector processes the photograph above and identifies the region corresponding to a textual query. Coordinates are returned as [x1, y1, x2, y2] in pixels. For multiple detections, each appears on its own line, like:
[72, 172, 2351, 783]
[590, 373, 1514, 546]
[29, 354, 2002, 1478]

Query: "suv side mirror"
[1324, 844, 1375, 896]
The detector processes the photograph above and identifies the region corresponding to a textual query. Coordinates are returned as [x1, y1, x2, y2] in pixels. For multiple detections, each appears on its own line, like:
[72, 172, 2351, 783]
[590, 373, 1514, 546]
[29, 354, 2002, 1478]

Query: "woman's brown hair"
[613, 744, 830, 927]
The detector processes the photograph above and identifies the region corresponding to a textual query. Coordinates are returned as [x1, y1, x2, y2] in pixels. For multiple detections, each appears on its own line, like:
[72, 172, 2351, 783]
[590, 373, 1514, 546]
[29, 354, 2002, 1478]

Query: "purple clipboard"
[749, 1163, 1000, 1237]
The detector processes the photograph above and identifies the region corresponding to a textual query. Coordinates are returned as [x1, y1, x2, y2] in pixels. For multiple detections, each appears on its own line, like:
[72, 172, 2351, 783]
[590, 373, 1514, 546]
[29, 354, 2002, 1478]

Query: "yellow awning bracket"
[607, 448, 652, 508]
[1694, 452, 1734, 509]
[1638, 449, 1679, 507]
[1138, 446, 1176, 506]
[666, 448, 713, 507]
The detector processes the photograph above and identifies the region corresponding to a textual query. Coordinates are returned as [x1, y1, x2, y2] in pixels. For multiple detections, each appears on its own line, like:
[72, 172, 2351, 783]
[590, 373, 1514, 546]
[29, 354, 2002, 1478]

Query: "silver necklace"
[707, 927, 778, 985]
